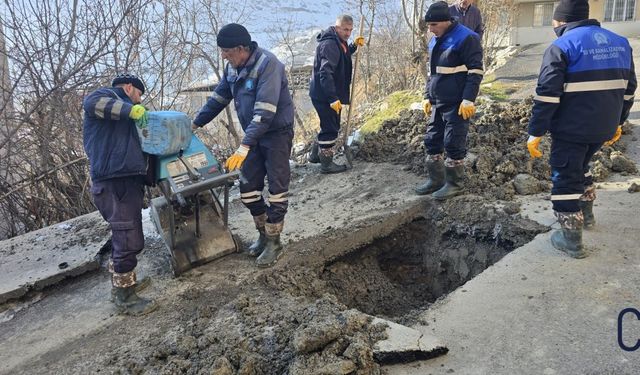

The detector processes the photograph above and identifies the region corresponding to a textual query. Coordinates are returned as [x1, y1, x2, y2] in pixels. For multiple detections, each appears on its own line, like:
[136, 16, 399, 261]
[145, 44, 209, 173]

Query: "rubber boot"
[112, 271, 158, 316]
[256, 221, 284, 268]
[579, 185, 596, 229]
[109, 259, 151, 302]
[415, 158, 445, 195]
[248, 213, 267, 257]
[319, 148, 347, 174]
[579, 200, 595, 229]
[308, 140, 320, 163]
[551, 211, 586, 259]
[432, 163, 465, 200]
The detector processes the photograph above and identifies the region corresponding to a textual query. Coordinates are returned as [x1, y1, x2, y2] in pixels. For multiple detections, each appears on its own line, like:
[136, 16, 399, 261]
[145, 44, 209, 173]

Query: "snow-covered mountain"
[271, 27, 322, 69]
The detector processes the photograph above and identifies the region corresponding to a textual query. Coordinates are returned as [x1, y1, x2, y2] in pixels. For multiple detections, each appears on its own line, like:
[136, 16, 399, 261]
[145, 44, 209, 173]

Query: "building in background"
[511, 0, 639, 45]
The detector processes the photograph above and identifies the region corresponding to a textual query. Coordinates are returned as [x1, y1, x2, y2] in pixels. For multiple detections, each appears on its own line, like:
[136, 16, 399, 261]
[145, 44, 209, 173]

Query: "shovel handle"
[343, 16, 365, 168]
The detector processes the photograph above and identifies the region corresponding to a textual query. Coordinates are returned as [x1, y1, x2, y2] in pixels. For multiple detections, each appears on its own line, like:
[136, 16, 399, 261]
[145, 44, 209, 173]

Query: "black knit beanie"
[112, 73, 145, 94]
[553, 0, 589, 22]
[424, 1, 452, 23]
[217, 23, 252, 48]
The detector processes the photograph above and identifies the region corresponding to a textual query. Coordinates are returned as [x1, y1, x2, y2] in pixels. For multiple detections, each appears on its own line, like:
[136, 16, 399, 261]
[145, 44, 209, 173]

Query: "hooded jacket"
[309, 26, 358, 104]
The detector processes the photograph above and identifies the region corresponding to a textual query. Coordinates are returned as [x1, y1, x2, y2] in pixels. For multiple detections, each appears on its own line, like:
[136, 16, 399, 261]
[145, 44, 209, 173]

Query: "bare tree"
[265, 16, 314, 141]
[0, 0, 517, 239]
[0, 0, 155, 238]
[174, 0, 261, 148]
[0, 0, 253, 238]
[340, 0, 424, 101]
[401, 0, 430, 80]
[478, 0, 519, 70]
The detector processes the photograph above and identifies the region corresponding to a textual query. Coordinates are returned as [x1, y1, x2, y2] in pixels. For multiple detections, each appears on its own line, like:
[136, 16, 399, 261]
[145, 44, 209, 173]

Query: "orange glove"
[527, 136, 543, 158]
[422, 99, 432, 116]
[330, 100, 342, 114]
[604, 125, 622, 146]
[225, 145, 249, 171]
[354, 36, 365, 47]
[458, 100, 476, 120]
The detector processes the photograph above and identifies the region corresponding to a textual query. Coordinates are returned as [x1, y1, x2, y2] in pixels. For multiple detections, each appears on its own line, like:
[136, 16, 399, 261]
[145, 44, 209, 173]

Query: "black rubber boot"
[113, 286, 158, 316]
[432, 164, 465, 200]
[247, 213, 267, 257]
[579, 200, 595, 229]
[415, 158, 445, 195]
[551, 211, 586, 259]
[256, 222, 284, 268]
[112, 271, 158, 316]
[319, 149, 347, 174]
[248, 229, 267, 257]
[308, 140, 320, 163]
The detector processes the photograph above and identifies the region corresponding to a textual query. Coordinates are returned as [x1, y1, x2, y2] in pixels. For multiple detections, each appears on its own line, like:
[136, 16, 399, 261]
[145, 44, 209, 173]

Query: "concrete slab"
[373, 317, 448, 364]
[0, 211, 110, 304]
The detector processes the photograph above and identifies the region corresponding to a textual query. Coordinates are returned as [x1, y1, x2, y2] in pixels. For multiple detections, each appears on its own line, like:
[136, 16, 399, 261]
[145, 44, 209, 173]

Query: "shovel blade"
[343, 144, 354, 169]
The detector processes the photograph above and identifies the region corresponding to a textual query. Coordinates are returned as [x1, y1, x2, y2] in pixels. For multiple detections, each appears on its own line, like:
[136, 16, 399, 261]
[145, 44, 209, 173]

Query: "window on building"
[604, 0, 637, 22]
[533, 2, 560, 27]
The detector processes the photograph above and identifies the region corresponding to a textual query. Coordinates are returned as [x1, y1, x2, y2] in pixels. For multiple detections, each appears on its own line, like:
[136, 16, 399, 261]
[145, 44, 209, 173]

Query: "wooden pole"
[342, 16, 365, 169]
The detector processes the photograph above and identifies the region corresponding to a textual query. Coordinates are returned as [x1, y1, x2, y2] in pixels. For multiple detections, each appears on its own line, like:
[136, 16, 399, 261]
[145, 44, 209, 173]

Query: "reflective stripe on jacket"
[425, 21, 484, 107]
[193, 43, 294, 147]
[529, 19, 637, 143]
[83, 87, 146, 181]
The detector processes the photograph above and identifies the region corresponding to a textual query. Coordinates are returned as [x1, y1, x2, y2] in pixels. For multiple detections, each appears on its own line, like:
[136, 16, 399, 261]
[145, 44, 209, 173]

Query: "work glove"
[422, 99, 432, 116]
[527, 136, 543, 158]
[330, 100, 342, 114]
[129, 104, 148, 129]
[225, 145, 250, 171]
[604, 125, 622, 146]
[458, 99, 476, 120]
[129, 104, 146, 120]
[354, 36, 365, 47]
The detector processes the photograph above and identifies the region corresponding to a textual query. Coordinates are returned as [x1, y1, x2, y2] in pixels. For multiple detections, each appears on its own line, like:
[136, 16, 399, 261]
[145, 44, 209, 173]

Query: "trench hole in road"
[319, 216, 545, 318]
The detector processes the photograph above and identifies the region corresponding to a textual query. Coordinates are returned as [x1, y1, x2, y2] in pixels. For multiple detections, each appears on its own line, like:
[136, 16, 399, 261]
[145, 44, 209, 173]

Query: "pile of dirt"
[357, 99, 637, 200]
[98, 291, 386, 375]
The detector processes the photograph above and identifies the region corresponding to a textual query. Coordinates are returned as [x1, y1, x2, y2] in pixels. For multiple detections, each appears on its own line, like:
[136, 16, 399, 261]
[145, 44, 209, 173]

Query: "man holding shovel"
[308, 15, 365, 174]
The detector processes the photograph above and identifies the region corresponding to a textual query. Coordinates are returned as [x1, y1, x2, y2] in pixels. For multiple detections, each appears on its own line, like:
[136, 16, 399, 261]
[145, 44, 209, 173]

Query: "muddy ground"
[2, 195, 544, 375]
[1, 98, 635, 374]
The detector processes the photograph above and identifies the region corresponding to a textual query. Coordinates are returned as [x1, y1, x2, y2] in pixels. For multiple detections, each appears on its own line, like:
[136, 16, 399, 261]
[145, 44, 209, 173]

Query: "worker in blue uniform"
[193, 24, 294, 268]
[415, 1, 484, 200]
[83, 73, 156, 315]
[527, 0, 636, 258]
[308, 15, 365, 173]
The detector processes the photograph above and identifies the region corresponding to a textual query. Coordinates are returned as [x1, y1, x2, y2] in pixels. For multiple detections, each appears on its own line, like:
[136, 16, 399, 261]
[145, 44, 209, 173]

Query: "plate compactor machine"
[143, 113, 239, 276]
